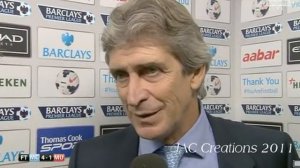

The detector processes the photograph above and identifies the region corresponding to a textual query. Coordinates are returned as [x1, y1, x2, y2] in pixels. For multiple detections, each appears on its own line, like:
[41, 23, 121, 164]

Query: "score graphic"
[40, 154, 54, 161]
[18, 154, 65, 162]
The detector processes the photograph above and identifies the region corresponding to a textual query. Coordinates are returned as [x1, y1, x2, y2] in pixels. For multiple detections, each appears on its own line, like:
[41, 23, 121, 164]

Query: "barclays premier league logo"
[0, 106, 31, 121]
[101, 105, 127, 117]
[241, 22, 282, 39]
[101, 14, 109, 26]
[38, 5, 95, 25]
[0, 0, 31, 16]
[288, 18, 300, 31]
[55, 69, 80, 95]
[38, 105, 95, 119]
[242, 104, 283, 115]
[203, 104, 230, 114]
[199, 26, 230, 40]
[288, 105, 300, 116]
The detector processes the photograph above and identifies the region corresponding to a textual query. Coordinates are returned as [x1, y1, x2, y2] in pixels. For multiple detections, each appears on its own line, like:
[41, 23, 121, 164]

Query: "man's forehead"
[108, 46, 173, 70]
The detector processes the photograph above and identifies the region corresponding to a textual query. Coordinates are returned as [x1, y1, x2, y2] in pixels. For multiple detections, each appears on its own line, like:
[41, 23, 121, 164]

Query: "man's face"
[109, 45, 202, 143]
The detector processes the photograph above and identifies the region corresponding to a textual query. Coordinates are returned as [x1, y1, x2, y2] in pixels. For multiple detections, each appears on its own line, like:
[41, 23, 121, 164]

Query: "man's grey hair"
[101, 0, 212, 99]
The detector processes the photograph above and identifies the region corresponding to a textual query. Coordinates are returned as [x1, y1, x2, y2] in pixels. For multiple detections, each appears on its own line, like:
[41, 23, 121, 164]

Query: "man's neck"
[162, 98, 200, 144]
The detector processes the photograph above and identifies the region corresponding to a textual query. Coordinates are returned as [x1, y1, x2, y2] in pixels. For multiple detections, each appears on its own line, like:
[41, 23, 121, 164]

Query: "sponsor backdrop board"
[287, 38, 300, 64]
[0, 65, 31, 98]
[100, 14, 109, 27]
[236, 0, 300, 158]
[38, 27, 95, 62]
[203, 103, 231, 114]
[200, 26, 230, 40]
[100, 104, 127, 117]
[0, 23, 31, 57]
[204, 74, 231, 97]
[241, 41, 282, 68]
[288, 18, 300, 32]
[208, 44, 231, 69]
[287, 71, 300, 97]
[0, 129, 30, 166]
[100, 69, 118, 98]
[0, 0, 31, 17]
[0, 106, 31, 121]
[241, 0, 283, 22]
[36, 126, 94, 157]
[241, 73, 282, 97]
[38, 5, 95, 25]
[289, 104, 300, 116]
[195, 0, 230, 23]
[241, 103, 283, 116]
[38, 67, 95, 97]
[241, 22, 283, 39]
[38, 105, 95, 119]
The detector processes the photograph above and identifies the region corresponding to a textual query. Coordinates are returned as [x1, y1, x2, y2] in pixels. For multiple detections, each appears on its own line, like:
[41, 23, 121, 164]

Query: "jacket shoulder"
[78, 125, 137, 153]
[69, 126, 139, 168]
[208, 114, 292, 144]
[207, 115, 299, 168]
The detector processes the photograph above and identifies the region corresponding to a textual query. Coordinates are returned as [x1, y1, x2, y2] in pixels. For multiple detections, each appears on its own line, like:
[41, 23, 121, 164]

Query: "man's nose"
[126, 75, 148, 106]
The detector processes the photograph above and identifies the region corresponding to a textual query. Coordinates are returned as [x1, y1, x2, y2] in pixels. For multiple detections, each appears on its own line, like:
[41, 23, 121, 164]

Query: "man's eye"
[144, 67, 160, 76]
[113, 72, 128, 82]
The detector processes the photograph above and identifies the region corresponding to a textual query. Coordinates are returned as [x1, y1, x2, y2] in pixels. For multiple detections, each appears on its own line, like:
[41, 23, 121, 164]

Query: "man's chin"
[135, 126, 163, 140]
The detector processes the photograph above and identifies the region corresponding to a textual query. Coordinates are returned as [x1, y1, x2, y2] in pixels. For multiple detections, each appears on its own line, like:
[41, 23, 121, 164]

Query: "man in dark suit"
[69, 115, 298, 168]
[69, 0, 299, 167]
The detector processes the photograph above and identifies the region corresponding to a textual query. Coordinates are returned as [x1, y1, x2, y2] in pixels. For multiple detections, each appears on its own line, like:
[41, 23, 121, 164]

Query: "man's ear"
[190, 65, 206, 90]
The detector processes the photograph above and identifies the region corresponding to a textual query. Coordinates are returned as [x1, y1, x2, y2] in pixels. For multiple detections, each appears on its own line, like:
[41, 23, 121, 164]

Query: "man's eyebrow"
[135, 62, 167, 70]
[109, 62, 167, 73]
[109, 68, 124, 75]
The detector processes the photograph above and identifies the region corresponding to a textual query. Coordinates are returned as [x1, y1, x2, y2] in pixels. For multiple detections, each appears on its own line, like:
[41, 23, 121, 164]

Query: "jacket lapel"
[206, 114, 256, 168]
[117, 126, 139, 167]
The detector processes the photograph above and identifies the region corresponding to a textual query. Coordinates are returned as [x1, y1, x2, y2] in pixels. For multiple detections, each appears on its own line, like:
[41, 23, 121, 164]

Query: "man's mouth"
[135, 110, 159, 118]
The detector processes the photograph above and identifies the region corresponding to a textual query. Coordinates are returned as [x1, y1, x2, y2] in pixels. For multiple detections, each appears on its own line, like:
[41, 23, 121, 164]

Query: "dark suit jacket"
[69, 114, 299, 168]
